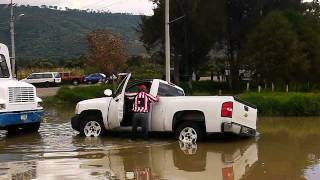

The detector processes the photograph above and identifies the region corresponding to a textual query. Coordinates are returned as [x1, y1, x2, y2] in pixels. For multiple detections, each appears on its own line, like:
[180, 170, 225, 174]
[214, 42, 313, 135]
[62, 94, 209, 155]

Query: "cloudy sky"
[0, 0, 155, 15]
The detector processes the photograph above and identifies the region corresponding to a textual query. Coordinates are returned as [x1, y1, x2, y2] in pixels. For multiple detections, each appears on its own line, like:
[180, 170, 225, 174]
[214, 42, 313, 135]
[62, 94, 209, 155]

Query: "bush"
[239, 92, 320, 116]
[53, 84, 111, 104]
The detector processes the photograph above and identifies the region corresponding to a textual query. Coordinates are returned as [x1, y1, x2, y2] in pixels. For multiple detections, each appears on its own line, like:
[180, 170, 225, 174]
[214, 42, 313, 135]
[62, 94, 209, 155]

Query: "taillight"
[221, 101, 233, 118]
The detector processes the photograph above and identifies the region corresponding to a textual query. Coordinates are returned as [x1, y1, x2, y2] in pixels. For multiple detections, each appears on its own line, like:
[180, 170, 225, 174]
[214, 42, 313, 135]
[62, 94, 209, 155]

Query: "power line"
[0, 27, 9, 30]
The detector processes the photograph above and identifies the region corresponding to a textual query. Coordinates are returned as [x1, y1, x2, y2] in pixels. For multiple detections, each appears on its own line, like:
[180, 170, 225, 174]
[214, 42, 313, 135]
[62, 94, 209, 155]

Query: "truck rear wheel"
[175, 122, 205, 143]
[79, 115, 106, 137]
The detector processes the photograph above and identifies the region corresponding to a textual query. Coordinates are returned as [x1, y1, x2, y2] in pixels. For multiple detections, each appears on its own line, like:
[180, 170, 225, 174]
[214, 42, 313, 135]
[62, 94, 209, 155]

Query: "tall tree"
[86, 29, 127, 75]
[223, 0, 302, 89]
[140, 0, 225, 84]
[244, 11, 306, 84]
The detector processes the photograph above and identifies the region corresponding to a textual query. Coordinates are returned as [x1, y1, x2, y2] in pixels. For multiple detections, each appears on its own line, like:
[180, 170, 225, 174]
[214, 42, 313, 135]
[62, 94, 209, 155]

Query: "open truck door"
[107, 73, 131, 129]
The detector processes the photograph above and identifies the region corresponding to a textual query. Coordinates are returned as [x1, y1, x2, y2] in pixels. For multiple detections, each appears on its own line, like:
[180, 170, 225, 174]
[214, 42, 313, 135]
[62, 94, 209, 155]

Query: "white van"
[21, 72, 61, 87]
[0, 43, 43, 133]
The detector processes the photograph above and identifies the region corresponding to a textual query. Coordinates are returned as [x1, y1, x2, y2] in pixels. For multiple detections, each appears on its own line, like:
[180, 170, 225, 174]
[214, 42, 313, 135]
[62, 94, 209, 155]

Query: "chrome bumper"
[222, 122, 256, 137]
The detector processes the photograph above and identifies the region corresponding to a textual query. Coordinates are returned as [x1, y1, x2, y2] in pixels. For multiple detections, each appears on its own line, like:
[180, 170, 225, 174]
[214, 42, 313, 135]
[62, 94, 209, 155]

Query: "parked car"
[71, 73, 258, 142]
[0, 43, 43, 133]
[21, 72, 61, 87]
[84, 73, 106, 84]
[60, 72, 84, 86]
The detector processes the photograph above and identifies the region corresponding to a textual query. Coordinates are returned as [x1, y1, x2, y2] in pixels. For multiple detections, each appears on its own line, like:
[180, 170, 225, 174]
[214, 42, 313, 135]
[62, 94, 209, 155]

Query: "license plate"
[21, 114, 28, 121]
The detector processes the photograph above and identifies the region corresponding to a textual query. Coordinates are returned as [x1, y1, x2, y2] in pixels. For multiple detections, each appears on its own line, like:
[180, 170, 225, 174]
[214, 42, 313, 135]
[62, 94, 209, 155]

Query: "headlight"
[37, 101, 43, 108]
[36, 97, 43, 108]
[0, 104, 6, 110]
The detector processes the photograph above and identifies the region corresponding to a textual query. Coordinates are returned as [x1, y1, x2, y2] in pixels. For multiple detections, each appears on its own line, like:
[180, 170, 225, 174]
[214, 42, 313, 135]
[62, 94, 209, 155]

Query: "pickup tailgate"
[232, 97, 257, 129]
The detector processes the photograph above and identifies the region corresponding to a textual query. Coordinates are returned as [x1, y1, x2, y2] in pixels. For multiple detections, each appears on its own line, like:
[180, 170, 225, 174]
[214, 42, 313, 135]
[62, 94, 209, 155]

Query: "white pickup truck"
[71, 73, 257, 142]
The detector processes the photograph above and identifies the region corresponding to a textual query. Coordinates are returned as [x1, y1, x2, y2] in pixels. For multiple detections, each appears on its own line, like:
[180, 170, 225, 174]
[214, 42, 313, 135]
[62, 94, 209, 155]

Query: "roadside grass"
[239, 92, 320, 116]
[43, 84, 112, 106]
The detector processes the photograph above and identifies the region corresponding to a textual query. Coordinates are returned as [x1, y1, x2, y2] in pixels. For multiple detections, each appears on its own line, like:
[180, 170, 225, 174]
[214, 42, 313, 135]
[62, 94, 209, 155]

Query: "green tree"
[244, 11, 306, 85]
[140, 0, 225, 84]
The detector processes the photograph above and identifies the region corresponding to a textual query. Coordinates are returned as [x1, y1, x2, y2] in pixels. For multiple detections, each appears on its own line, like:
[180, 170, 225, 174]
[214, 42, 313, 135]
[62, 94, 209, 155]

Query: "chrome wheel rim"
[179, 127, 197, 144]
[84, 121, 101, 137]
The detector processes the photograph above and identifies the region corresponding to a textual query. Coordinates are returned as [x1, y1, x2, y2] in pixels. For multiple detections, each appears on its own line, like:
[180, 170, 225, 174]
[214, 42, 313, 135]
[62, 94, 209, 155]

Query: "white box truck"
[0, 43, 43, 133]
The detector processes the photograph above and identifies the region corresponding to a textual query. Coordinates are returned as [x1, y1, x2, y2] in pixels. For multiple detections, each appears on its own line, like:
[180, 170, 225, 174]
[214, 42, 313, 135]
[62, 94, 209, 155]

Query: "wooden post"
[271, 82, 274, 92]
[258, 85, 261, 93]
[219, 89, 222, 96]
[286, 84, 289, 93]
[246, 82, 250, 91]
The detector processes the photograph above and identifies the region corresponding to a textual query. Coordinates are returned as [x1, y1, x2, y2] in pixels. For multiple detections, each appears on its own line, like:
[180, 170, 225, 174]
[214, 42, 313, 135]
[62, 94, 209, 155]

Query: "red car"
[59, 72, 85, 86]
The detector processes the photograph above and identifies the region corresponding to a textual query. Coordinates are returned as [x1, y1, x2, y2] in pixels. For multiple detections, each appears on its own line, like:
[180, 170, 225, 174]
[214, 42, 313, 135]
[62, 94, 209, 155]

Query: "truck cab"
[71, 73, 258, 142]
[0, 43, 43, 133]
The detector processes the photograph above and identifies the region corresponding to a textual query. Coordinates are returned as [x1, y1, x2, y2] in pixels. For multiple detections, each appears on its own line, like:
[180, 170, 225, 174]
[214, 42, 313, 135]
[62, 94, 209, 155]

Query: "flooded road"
[1, 108, 320, 180]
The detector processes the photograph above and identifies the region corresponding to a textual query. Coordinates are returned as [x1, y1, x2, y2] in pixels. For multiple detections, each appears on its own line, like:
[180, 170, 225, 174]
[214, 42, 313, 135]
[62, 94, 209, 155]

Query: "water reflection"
[0, 108, 320, 179]
[0, 135, 258, 179]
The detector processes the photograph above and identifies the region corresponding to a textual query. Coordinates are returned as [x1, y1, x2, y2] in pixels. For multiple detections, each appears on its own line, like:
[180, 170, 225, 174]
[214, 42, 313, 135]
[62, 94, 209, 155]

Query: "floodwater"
[1, 108, 320, 180]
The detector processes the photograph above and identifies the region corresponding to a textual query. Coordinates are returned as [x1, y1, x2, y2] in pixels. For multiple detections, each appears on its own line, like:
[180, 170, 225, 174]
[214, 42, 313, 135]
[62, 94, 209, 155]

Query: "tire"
[6, 122, 40, 134]
[175, 122, 206, 143]
[44, 81, 50, 88]
[6, 126, 20, 135]
[72, 79, 79, 86]
[23, 122, 41, 133]
[79, 115, 106, 137]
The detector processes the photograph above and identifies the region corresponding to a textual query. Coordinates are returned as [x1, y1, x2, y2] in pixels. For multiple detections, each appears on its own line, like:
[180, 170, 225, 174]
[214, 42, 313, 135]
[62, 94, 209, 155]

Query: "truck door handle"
[115, 98, 119, 102]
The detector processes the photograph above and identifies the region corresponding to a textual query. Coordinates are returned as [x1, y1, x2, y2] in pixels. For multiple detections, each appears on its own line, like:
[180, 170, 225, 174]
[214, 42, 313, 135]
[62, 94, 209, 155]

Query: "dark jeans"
[132, 112, 149, 139]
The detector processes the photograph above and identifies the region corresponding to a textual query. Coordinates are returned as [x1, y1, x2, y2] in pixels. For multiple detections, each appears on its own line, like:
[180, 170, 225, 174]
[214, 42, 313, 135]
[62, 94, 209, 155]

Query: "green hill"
[0, 5, 146, 62]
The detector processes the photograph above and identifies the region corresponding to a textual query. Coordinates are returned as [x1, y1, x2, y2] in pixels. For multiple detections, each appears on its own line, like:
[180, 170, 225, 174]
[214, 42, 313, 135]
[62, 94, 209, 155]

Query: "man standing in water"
[126, 85, 159, 140]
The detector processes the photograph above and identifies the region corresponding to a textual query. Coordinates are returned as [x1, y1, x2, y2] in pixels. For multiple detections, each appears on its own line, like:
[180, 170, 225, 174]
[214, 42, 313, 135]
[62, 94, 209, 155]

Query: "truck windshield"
[0, 55, 10, 78]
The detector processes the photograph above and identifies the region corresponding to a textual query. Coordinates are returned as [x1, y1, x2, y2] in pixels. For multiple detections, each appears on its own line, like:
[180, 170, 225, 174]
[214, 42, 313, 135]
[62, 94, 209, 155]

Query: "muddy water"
[0, 108, 320, 180]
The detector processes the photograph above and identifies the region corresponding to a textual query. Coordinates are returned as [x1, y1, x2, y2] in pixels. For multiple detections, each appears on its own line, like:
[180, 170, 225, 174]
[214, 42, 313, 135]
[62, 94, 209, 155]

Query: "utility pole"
[165, 0, 170, 82]
[10, 0, 16, 78]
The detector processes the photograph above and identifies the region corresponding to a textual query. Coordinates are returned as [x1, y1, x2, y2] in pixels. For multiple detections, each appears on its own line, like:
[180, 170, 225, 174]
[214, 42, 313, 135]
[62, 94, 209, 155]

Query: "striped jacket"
[126, 91, 159, 113]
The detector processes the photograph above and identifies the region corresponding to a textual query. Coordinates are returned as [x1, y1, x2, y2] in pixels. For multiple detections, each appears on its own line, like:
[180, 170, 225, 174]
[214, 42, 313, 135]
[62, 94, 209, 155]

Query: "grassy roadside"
[239, 92, 320, 116]
[43, 84, 320, 116]
[43, 84, 112, 107]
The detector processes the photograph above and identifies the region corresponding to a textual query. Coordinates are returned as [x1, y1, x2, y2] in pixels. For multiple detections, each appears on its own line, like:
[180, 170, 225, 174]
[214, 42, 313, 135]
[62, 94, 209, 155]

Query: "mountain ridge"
[0, 5, 146, 62]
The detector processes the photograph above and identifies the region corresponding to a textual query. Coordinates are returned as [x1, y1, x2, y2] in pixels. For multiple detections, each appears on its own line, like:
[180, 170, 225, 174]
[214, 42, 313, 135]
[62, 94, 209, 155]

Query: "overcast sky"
[0, 0, 314, 15]
[0, 0, 156, 15]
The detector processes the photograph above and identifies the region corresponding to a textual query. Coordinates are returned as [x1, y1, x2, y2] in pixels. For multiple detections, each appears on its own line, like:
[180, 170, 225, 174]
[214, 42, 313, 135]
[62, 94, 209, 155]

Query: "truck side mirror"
[104, 89, 113, 97]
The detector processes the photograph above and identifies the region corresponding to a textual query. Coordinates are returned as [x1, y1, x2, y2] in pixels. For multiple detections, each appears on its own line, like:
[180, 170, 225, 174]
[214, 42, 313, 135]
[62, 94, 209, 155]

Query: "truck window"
[0, 55, 10, 78]
[54, 73, 61, 78]
[126, 82, 151, 93]
[158, 83, 184, 97]
[42, 74, 53, 78]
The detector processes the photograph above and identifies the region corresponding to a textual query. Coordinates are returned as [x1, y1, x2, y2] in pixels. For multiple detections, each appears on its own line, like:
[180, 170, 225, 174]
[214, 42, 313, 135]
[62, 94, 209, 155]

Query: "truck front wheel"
[23, 122, 41, 133]
[79, 115, 106, 137]
[175, 122, 205, 143]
